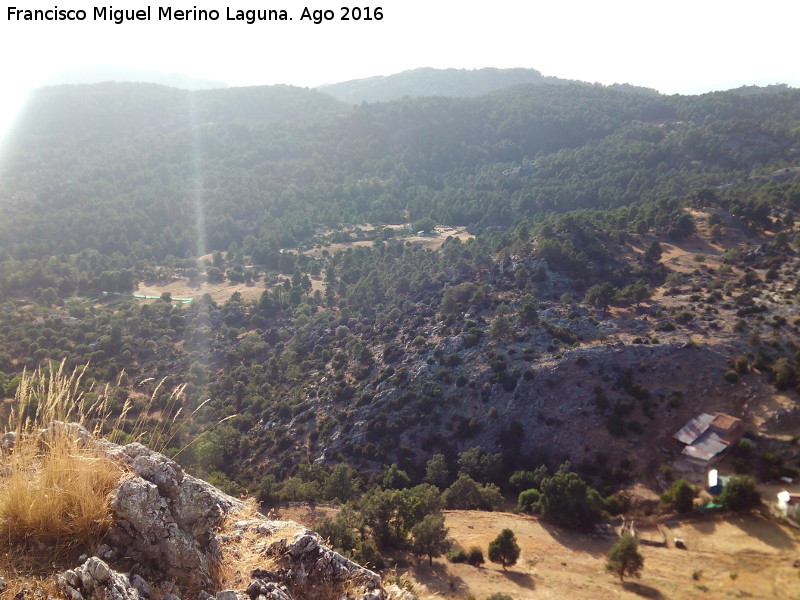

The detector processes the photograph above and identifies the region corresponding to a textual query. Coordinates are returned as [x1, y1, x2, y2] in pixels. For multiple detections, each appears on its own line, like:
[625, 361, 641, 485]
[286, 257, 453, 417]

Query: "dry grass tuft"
[0, 361, 125, 571]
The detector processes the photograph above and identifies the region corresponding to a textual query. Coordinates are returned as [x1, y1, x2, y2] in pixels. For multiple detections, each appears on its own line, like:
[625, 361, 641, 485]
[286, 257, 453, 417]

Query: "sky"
[1, 0, 798, 141]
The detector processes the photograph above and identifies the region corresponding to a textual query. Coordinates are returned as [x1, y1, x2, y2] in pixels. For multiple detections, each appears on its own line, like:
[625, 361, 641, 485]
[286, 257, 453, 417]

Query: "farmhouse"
[673, 412, 744, 463]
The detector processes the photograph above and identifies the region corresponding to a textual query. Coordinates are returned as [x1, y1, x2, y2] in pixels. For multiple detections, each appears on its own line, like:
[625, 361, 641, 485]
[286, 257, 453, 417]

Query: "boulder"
[102, 442, 243, 589]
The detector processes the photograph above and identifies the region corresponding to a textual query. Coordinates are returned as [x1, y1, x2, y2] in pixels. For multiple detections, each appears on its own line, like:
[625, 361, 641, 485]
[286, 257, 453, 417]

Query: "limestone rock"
[102, 442, 243, 589]
[55, 557, 140, 600]
[35, 426, 415, 600]
[267, 530, 382, 592]
[384, 585, 417, 600]
[245, 579, 293, 600]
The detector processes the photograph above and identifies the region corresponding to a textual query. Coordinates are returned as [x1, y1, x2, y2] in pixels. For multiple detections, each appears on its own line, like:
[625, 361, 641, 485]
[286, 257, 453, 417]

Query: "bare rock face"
[105, 443, 244, 590]
[55, 557, 140, 600]
[266, 530, 383, 598]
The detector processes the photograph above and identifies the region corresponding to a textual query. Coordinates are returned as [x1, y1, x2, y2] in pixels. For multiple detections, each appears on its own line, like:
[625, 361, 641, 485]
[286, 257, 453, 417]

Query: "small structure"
[708, 469, 731, 496]
[673, 412, 743, 463]
[777, 491, 800, 519]
[619, 517, 666, 547]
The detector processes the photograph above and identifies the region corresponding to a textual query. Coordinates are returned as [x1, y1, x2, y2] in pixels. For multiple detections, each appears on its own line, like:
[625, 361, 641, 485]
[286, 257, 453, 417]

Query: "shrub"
[718, 475, 761, 512]
[734, 356, 749, 374]
[724, 370, 740, 383]
[508, 467, 547, 493]
[517, 489, 542, 514]
[447, 547, 469, 563]
[467, 545, 485, 566]
[443, 474, 502, 511]
[660, 479, 696, 513]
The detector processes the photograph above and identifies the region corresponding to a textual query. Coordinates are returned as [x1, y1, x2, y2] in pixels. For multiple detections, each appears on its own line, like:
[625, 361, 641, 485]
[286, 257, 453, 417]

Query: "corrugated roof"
[674, 413, 714, 445]
[682, 430, 728, 462]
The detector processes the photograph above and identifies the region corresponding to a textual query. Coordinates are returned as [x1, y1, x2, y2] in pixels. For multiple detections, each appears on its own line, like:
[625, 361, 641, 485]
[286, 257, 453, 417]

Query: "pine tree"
[605, 534, 644, 582]
[410, 513, 451, 565]
[488, 528, 520, 570]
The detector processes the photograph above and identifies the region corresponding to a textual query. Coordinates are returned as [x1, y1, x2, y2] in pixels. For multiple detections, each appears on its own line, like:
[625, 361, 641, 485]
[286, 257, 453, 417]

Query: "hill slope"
[0, 73, 798, 513]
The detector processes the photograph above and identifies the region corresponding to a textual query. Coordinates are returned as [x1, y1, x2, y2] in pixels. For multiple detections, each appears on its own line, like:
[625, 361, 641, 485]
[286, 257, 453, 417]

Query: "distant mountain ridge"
[318, 66, 661, 103]
[7, 82, 347, 142]
[45, 65, 228, 90]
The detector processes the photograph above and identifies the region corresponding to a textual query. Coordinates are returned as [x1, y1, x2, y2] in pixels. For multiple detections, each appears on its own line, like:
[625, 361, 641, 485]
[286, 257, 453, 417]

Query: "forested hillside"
[0, 76, 798, 518]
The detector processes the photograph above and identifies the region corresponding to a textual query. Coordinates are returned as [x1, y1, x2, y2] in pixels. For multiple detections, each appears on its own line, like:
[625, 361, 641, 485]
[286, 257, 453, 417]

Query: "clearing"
[301, 226, 474, 259]
[277, 506, 800, 600]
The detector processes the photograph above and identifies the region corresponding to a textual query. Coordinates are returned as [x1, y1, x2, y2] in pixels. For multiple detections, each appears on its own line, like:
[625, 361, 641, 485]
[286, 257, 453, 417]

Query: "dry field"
[275, 505, 800, 600]
[415, 510, 800, 600]
[135, 279, 265, 304]
[301, 226, 474, 259]
[131, 225, 473, 304]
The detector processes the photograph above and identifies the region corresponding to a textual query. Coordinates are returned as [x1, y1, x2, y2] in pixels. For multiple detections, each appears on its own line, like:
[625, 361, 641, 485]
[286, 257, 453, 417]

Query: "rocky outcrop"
[42, 427, 415, 600]
[55, 557, 140, 600]
[103, 442, 243, 589]
[266, 529, 382, 593]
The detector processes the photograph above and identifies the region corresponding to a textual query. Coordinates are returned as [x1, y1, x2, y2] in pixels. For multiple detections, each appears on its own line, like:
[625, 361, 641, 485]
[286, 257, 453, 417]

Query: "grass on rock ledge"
[0, 361, 125, 582]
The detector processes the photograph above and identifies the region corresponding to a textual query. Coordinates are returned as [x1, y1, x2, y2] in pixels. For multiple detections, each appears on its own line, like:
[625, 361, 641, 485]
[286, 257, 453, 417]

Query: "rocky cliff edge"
[4, 423, 414, 600]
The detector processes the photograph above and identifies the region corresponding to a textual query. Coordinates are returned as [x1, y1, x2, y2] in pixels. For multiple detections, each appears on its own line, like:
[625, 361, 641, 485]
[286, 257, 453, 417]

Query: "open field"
[301, 226, 474, 259]
[130, 225, 473, 304]
[277, 506, 800, 600]
[397, 510, 800, 600]
[135, 279, 265, 304]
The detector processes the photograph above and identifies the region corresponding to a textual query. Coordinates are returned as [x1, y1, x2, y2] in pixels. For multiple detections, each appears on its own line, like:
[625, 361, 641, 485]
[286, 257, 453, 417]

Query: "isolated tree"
[488, 528, 520, 570]
[212, 249, 224, 268]
[605, 534, 644, 582]
[410, 513, 451, 565]
[323, 463, 359, 502]
[361, 488, 401, 545]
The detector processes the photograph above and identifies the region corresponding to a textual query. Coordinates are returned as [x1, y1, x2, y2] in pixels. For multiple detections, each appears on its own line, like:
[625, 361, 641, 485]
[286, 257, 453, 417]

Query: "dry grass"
[0, 361, 125, 576]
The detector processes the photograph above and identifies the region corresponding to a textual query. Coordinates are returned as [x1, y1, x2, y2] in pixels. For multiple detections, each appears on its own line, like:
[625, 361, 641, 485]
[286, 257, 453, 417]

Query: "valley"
[0, 70, 799, 599]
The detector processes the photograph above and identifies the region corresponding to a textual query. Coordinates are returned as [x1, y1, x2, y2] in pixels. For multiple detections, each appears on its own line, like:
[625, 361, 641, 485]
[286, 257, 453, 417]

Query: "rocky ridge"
[12, 424, 413, 600]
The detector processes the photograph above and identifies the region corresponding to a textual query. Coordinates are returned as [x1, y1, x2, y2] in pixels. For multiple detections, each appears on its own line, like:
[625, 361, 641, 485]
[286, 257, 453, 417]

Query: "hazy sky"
[1, 0, 798, 140]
